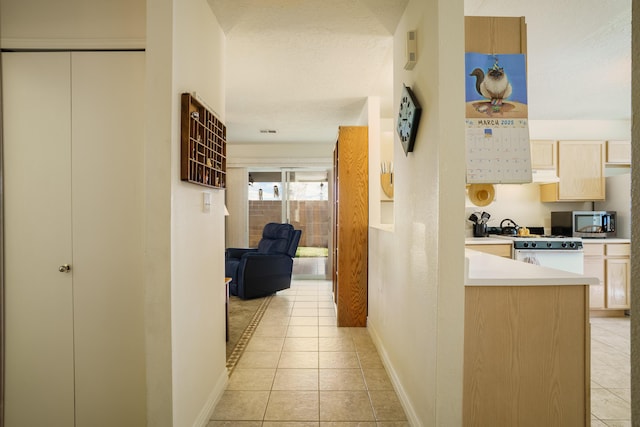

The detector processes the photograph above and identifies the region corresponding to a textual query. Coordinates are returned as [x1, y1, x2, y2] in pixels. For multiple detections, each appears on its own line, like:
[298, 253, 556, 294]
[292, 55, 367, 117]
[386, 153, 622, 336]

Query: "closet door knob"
[58, 264, 71, 273]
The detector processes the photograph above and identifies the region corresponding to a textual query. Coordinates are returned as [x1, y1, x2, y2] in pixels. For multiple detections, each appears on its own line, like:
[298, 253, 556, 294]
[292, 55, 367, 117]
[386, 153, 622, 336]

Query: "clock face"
[396, 85, 422, 155]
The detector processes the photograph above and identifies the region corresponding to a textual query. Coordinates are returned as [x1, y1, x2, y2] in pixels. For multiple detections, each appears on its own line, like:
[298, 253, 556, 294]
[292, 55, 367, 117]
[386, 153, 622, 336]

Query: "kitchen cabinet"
[465, 243, 512, 258]
[530, 139, 557, 170]
[540, 140, 605, 202]
[606, 140, 631, 165]
[3, 52, 146, 426]
[333, 126, 368, 327]
[464, 283, 590, 426]
[583, 242, 630, 314]
[465, 251, 595, 426]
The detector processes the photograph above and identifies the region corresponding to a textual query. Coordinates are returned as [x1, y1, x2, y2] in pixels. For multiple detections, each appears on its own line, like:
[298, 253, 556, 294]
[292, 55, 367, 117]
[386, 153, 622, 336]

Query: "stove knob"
[531, 242, 537, 248]
[523, 242, 529, 248]
[547, 242, 552, 248]
[562, 242, 568, 248]
[569, 242, 575, 248]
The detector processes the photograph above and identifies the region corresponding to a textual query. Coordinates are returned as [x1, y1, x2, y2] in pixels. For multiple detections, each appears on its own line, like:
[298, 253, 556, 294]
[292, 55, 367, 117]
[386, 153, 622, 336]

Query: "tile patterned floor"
[590, 316, 631, 427]
[209, 279, 409, 427]
[210, 279, 632, 426]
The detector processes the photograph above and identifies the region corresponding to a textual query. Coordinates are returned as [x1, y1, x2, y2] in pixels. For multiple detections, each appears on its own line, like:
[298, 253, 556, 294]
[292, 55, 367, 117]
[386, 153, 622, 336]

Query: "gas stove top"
[492, 234, 583, 250]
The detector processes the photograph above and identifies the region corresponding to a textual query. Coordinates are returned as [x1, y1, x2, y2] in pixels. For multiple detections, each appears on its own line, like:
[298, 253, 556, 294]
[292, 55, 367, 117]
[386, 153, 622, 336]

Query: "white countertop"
[465, 248, 599, 287]
[581, 238, 630, 244]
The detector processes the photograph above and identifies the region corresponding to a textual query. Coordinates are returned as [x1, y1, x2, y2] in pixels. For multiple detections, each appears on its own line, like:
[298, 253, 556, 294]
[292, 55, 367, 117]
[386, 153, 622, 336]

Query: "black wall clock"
[396, 84, 422, 155]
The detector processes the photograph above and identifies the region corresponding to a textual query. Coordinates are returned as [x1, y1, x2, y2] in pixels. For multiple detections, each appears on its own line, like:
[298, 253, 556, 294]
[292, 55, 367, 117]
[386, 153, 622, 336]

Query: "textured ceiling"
[210, 0, 631, 145]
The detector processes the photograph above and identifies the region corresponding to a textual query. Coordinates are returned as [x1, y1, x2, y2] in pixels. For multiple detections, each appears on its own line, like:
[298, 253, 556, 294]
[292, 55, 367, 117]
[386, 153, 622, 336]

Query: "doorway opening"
[247, 168, 330, 279]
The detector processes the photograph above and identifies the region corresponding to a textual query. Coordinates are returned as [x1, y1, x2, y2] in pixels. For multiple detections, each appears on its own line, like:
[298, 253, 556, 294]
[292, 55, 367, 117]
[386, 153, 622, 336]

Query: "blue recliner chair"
[225, 223, 302, 299]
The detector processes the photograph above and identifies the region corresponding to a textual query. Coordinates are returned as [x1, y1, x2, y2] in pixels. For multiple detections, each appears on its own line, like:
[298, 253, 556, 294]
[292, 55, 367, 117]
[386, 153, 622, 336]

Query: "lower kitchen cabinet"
[606, 257, 631, 308]
[465, 243, 512, 258]
[583, 242, 630, 314]
[464, 284, 590, 426]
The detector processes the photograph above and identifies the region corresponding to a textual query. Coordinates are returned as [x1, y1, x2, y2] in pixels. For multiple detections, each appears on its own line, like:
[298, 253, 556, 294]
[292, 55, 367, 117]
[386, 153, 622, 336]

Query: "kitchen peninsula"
[463, 249, 598, 427]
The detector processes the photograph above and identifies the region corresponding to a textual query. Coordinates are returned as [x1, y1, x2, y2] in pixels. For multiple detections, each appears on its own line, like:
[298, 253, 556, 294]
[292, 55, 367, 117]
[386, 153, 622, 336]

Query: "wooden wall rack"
[180, 92, 226, 189]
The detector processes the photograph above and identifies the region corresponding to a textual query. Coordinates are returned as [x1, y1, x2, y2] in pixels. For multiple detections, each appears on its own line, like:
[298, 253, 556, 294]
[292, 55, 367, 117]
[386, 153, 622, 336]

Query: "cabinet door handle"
[58, 264, 71, 273]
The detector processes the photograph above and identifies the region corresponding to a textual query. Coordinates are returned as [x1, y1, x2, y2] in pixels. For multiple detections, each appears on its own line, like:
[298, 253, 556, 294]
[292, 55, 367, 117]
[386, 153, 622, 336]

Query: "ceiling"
[209, 0, 632, 146]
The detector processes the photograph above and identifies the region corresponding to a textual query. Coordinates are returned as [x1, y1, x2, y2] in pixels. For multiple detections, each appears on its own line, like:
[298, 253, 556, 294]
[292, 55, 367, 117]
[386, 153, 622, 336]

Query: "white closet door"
[3, 51, 146, 427]
[70, 51, 146, 427]
[3, 52, 75, 427]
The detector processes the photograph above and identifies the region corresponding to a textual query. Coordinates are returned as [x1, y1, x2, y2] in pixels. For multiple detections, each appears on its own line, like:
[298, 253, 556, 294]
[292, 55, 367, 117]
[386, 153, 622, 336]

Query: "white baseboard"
[367, 319, 421, 427]
[193, 368, 229, 427]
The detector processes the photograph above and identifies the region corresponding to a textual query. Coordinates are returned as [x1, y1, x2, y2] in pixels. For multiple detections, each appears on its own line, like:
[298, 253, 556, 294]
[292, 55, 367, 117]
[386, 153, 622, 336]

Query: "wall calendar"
[465, 118, 531, 183]
[464, 53, 532, 184]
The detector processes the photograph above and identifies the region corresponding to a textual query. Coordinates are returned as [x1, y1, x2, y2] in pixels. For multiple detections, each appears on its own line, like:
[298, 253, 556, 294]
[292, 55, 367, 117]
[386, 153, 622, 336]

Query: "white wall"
[145, 1, 174, 424]
[227, 142, 334, 168]
[529, 119, 631, 140]
[147, 0, 228, 424]
[170, 1, 228, 426]
[0, 0, 145, 49]
[367, 0, 466, 425]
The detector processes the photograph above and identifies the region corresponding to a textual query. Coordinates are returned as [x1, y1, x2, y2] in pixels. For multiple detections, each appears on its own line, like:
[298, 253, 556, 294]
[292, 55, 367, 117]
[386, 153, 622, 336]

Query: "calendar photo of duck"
[465, 53, 528, 119]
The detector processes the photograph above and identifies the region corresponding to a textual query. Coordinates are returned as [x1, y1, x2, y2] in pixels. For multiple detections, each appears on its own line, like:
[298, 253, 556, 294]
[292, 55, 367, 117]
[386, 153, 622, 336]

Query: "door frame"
[1, 50, 5, 427]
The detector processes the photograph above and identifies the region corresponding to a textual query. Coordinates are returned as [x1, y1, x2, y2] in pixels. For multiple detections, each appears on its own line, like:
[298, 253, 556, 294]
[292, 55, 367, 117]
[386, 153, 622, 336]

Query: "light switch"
[203, 192, 211, 213]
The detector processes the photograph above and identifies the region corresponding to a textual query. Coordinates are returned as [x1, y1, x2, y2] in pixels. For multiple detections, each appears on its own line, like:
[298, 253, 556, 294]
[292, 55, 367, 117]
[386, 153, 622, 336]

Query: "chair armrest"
[226, 247, 257, 259]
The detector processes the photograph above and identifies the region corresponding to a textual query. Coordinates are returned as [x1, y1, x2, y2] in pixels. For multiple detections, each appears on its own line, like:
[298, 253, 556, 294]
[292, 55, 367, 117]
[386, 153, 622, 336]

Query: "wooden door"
[3, 51, 146, 426]
[335, 126, 368, 327]
[3, 52, 76, 427]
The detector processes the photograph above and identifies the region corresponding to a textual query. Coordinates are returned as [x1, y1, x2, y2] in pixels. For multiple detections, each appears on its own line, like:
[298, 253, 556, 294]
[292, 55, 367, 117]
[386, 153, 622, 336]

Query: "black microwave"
[551, 211, 616, 238]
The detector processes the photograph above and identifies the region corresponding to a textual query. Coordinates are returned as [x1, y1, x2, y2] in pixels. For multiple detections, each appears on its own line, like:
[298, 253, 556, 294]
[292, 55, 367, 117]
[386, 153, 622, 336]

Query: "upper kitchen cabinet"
[606, 140, 631, 165]
[540, 140, 605, 202]
[530, 140, 557, 170]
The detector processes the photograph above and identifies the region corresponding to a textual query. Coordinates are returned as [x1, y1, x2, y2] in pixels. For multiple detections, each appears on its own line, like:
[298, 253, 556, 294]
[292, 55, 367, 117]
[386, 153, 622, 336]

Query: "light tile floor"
[590, 316, 631, 427]
[211, 280, 632, 427]
[209, 279, 409, 427]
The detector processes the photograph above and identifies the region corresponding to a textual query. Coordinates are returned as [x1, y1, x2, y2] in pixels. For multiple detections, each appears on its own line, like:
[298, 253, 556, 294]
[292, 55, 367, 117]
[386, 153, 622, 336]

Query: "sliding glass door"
[247, 168, 330, 279]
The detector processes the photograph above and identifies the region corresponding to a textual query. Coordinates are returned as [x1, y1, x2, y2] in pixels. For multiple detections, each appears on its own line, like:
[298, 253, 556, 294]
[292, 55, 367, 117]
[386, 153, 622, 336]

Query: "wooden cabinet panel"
[558, 141, 605, 200]
[540, 141, 605, 201]
[333, 126, 368, 327]
[584, 258, 605, 309]
[530, 140, 557, 170]
[464, 285, 589, 426]
[584, 243, 630, 313]
[606, 140, 631, 164]
[606, 243, 631, 257]
[465, 244, 511, 258]
[465, 16, 527, 54]
[583, 243, 605, 256]
[606, 258, 630, 309]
